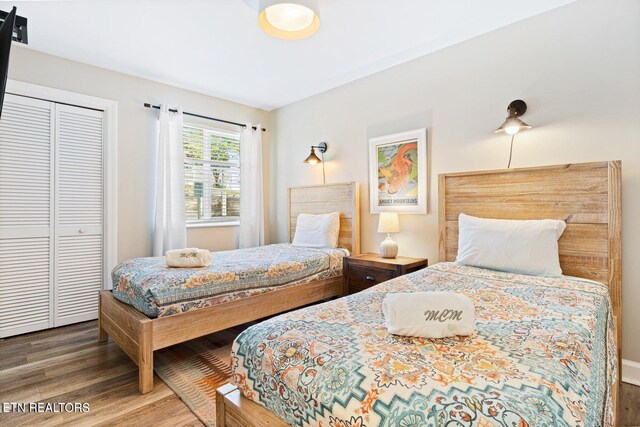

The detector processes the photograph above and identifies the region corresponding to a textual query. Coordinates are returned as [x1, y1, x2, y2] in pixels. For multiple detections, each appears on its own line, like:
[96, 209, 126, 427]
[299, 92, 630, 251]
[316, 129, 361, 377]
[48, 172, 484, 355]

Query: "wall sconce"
[495, 99, 532, 168]
[303, 141, 327, 184]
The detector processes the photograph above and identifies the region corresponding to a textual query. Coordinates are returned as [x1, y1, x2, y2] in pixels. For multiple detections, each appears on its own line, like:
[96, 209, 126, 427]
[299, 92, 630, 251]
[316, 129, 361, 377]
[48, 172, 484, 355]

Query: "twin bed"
[98, 182, 360, 394]
[99, 161, 621, 426]
[216, 161, 622, 427]
[225, 263, 617, 426]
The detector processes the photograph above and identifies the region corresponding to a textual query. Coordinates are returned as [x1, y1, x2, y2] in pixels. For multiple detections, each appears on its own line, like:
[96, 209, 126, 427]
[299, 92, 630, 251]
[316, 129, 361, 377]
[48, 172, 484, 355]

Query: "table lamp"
[378, 212, 399, 258]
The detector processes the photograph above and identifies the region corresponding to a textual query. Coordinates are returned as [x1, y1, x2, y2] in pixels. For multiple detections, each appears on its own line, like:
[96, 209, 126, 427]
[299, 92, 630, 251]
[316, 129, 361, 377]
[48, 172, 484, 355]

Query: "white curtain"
[239, 124, 264, 248]
[153, 105, 187, 256]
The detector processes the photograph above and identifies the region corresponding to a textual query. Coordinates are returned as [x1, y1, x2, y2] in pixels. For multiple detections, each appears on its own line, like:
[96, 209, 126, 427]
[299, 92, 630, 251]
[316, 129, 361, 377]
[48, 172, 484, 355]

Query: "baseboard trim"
[622, 359, 640, 386]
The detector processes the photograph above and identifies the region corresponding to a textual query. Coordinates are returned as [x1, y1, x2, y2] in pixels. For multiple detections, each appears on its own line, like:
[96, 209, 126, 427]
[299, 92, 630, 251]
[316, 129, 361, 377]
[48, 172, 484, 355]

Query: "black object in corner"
[0, 7, 17, 120]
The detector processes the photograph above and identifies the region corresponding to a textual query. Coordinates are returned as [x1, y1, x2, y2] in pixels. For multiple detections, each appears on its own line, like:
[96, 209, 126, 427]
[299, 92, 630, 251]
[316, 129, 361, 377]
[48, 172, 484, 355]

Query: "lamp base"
[379, 235, 398, 259]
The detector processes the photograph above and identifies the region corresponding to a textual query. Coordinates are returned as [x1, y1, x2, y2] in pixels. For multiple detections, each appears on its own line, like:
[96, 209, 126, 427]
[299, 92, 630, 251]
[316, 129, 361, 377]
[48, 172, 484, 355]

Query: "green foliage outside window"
[183, 124, 240, 224]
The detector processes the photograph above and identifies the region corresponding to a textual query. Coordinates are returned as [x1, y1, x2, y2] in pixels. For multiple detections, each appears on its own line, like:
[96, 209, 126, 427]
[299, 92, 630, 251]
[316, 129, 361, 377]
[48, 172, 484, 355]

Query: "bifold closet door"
[0, 94, 54, 338]
[54, 104, 104, 327]
[0, 96, 105, 337]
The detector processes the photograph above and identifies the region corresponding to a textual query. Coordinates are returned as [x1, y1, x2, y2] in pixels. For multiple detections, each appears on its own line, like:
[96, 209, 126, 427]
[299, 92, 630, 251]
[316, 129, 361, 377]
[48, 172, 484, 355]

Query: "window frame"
[183, 122, 241, 228]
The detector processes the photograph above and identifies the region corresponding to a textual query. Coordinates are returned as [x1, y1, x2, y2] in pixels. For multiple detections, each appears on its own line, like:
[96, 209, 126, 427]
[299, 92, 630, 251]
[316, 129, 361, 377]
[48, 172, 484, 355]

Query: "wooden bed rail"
[216, 383, 287, 427]
[98, 275, 344, 394]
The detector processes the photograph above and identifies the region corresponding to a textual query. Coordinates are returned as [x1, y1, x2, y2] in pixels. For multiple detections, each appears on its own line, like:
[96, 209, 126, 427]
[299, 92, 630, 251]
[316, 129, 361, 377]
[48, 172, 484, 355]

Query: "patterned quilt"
[112, 244, 347, 318]
[231, 262, 617, 427]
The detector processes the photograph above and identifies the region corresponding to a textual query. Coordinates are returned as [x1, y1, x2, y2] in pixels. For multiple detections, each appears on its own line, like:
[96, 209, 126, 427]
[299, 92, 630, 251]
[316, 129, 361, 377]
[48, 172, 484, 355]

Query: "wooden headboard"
[438, 161, 621, 353]
[289, 182, 360, 255]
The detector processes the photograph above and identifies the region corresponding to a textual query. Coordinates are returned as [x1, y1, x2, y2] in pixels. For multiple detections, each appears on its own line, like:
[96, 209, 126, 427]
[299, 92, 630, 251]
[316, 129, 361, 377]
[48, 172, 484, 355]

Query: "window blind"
[183, 124, 240, 224]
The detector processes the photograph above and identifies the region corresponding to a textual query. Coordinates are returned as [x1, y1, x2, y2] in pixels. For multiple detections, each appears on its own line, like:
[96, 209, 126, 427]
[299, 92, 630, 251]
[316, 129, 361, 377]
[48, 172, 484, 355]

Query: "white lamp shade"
[378, 212, 400, 234]
[258, 0, 320, 40]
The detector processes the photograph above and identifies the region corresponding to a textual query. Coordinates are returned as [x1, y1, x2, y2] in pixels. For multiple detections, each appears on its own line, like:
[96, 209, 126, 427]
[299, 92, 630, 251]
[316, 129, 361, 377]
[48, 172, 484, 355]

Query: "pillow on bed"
[455, 213, 566, 277]
[292, 212, 340, 248]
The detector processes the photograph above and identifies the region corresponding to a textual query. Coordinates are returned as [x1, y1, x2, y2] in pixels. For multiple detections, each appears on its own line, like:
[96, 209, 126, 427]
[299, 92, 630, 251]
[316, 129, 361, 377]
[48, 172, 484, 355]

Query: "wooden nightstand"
[343, 253, 428, 294]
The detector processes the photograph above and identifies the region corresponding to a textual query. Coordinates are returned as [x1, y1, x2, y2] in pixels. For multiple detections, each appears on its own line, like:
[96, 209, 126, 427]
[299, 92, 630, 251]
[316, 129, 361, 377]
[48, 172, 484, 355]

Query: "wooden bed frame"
[98, 182, 360, 394]
[216, 161, 622, 427]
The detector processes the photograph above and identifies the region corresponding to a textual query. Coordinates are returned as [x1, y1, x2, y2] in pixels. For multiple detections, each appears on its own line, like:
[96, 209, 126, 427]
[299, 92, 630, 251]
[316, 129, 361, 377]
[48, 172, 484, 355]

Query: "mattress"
[231, 262, 617, 427]
[111, 243, 347, 318]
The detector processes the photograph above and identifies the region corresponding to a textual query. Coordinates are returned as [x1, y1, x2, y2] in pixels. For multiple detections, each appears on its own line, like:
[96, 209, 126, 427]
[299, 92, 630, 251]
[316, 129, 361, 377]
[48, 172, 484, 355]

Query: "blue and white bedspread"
[111, 243, 346, 318]
[231, 262, 617, 427]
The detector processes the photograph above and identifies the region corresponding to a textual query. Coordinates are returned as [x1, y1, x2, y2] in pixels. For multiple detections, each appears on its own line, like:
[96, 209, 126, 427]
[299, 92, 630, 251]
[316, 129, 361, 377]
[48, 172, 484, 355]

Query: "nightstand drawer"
[344, 253, 428, 295]
[348, 265, 395, 289]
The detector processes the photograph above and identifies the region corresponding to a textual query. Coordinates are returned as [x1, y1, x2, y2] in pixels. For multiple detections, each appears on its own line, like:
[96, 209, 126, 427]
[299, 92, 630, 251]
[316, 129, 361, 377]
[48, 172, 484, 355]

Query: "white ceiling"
[2, 0, 575, 111]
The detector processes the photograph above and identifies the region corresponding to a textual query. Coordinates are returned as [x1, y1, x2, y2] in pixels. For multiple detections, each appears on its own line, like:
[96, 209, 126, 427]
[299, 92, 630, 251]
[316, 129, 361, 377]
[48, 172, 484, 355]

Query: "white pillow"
[455, 213, 566, 277]
[292, 212, 340, 248]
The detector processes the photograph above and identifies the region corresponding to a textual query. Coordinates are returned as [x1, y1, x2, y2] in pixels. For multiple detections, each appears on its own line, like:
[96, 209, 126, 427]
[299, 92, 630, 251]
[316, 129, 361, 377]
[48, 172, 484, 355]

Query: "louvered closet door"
[54, 104, 104, 326]
[0, 94, 54, 338]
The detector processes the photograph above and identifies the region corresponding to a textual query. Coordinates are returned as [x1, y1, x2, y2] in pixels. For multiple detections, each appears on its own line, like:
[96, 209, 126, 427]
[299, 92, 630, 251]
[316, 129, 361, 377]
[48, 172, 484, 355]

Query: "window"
[183, 124, 240, 226]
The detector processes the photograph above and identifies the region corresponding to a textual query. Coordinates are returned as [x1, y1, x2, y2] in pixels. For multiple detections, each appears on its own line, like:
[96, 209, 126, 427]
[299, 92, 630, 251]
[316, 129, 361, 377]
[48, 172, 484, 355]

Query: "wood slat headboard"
[289, 182, 360, 255]
[438, 161, 621, 354]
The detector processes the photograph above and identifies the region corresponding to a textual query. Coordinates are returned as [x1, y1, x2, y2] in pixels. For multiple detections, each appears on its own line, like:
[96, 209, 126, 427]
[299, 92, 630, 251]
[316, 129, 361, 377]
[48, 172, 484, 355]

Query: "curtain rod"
[143, 103, 266, 132]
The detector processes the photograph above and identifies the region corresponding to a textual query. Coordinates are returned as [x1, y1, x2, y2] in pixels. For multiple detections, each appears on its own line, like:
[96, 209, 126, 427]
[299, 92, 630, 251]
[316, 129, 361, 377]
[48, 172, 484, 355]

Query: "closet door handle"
[365, 275, 375, 281]
[78, 228, 86, 234]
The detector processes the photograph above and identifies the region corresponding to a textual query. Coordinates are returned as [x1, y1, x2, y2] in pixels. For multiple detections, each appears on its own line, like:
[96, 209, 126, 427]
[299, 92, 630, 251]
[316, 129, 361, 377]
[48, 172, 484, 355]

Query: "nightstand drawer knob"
[365, 275, 375, 281]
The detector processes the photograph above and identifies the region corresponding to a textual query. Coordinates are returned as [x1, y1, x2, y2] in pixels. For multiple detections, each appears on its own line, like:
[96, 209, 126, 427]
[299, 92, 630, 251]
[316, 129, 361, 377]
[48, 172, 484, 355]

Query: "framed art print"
[369, 128, 427, 214]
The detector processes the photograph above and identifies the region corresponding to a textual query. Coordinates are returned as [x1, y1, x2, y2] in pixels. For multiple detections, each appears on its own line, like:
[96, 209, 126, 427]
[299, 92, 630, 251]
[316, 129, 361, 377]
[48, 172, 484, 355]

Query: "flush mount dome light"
[258, 0, 320, 40]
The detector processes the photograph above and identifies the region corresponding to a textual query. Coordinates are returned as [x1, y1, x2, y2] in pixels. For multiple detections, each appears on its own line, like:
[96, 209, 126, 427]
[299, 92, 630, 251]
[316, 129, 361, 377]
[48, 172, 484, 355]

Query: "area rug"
[154, 326, 248, 426]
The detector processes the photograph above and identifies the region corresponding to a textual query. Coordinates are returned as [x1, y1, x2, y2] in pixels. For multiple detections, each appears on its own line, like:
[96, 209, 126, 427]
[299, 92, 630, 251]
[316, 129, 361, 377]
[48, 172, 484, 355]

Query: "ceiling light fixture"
[258, 0, 320, 40]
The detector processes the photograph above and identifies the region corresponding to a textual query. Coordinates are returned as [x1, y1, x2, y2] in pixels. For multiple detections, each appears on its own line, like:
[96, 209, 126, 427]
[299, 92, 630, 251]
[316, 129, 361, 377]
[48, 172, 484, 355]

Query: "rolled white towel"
[165, 248, 212, 268]
[382, 291, 475, 338]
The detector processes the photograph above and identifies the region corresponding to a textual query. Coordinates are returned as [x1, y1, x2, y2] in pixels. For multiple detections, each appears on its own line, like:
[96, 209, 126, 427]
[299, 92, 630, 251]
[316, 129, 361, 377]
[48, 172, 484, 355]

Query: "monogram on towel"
[424, 309, 464, 322]
[179, 251, 200, 258]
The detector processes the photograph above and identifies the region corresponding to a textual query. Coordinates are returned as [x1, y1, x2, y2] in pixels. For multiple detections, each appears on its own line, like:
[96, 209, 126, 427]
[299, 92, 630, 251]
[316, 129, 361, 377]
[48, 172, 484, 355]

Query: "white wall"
[269, 0, 640, 362]
[7, 45, 270, 261]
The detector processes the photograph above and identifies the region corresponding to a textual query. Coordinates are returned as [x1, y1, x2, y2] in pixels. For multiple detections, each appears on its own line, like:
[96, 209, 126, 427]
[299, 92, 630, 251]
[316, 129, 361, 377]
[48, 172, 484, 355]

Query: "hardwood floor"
[0, 321, 202, 426]
[621, 382, 640, 427]
[1, 321, 639, 426]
